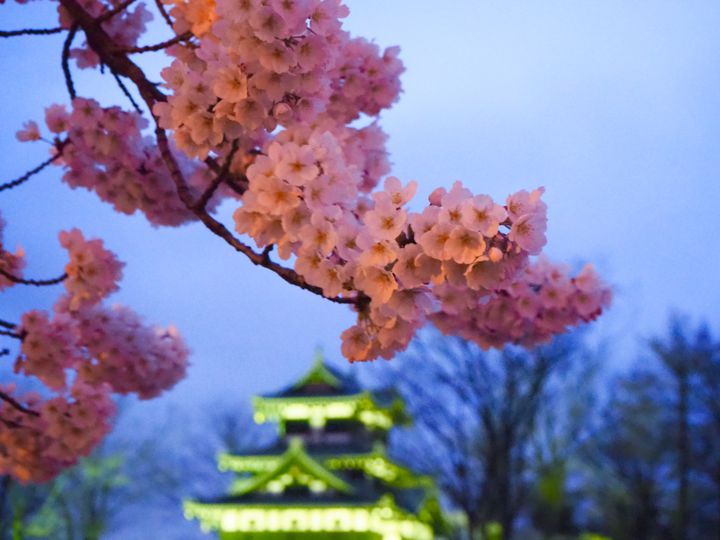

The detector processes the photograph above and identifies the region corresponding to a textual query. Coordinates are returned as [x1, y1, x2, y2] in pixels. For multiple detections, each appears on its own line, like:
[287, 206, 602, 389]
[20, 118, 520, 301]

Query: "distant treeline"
[379, 317, 720, 540]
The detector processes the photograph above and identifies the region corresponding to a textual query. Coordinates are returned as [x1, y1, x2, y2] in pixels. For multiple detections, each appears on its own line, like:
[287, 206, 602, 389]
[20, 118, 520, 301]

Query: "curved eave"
[184, 494, 434, 540]
[231, 438, 353, 496]
[219, 446, 436, 491]
[325, 451, 434, 489]
[252, 391, 396, 430]
[219, 452, 281, 473]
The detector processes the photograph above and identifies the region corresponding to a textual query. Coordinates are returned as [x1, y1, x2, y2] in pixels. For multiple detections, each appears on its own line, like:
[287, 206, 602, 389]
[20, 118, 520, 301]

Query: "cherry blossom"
[15, 121, 41, 142]
[1, 229, 188, 482]
[1, 0, 611, 482]
[0, 212, 25, 291]
[59, 228, 124, 311]
[20, 98, 224, 226]
[0, 381, 116, 483]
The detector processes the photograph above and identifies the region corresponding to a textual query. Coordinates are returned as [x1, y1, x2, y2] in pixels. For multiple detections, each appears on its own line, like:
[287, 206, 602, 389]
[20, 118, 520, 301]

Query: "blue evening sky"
[2, 0, 720, 405]
[1, 2, 719, 533]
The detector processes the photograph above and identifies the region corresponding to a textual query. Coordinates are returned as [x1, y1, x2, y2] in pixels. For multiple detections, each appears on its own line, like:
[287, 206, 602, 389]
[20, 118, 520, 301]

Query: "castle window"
[285, 420, 310, 434]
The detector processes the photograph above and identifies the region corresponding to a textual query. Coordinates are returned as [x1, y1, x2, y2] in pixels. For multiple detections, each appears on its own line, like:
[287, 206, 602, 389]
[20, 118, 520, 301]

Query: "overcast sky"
[2, 1, 720, 534]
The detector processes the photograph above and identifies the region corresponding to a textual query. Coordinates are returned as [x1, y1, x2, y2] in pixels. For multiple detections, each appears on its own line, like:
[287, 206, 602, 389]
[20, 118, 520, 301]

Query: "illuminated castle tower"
[184, 354, 449, 540]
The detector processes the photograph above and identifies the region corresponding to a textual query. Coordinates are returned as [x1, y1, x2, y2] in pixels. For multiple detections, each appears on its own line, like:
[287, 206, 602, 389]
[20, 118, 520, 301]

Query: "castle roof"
[262, 354, 362, 398]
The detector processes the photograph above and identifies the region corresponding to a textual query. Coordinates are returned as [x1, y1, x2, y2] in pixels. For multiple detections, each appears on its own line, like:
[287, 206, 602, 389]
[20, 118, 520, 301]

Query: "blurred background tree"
[365, 317, 718, 540]
[368, 331, 599, 540]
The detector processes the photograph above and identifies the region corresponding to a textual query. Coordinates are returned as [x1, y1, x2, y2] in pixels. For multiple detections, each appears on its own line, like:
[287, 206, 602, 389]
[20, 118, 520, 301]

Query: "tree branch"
[204, 155, 249, 195]
[0, 27, 64, 38]
[123, 32, 192, 54]
[0, 269, 68, 287]
[57, 0, 358, 306]
[0, 140, 67, 193]
[59, 0, 165, 104]
[96, 0, 138, 23]
[0, 330, 21, 339]
[0, 320, 17, 331]
[154, 0, 174, 29]
[0, 391, 40, 417]
[194, 140, 239, 211]
[154, 127, 357, 305]
[61, 24, 79, 100]
[224, 176, 249, 195]
[111, 71, 143, 114]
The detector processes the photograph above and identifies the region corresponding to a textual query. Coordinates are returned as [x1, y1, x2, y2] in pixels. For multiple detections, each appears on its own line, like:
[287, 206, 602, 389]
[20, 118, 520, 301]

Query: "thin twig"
[62, 24, 79, 100]
[205, 155, 249, 194]
[0, 269, 68, 287]
[111, 72, 143, 113]
[59, 0, 166, 104]
[194, 140, 239, 210]
[0, 320, 16, 331]
[123, 32, 191, 54]
[154, 0, 174, 29]
[0, 330, 21, 339]
[0, 141, 67, 193]
[0, 391, 40, 417]
[0, 27, 64, 38]
[0, 349, 9, 358]
[96, 0, 137, 23]
[224, 177, 249, 196]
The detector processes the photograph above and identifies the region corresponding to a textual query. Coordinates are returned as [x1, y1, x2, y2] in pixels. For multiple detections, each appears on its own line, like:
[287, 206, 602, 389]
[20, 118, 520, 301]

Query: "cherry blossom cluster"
[0, 211, 25, 291]
[0, 381, 115, 483]
[16, 303, 188, 402]
[2, 0, 613, 483]
[154, 0, 403, 158]
[28, 99, 218, 226]
[341, 182, 563, 361]
[232, 127, 610, 362]
[1, 230, 188, 482]
[17, 310, 79, 391]
[73, 304, 189, 399]
[431, 259, 612, 350]
[59, 228, 124, 311]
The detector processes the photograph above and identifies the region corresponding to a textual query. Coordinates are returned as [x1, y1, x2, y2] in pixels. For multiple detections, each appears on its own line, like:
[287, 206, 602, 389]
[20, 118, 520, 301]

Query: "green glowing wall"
[220, 533, 381, 539]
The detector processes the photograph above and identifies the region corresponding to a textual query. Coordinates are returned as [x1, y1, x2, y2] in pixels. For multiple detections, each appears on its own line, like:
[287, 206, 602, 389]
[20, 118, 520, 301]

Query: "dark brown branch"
[0, 320, 16, 331]
[57, 0, 357, 306]
[60, 0, 166, 104]
[61, 24, 79, 100]
[154, 127, 356, 305]
[261, 244, 274, 261]
[204, 155, 249, 194]
[224, 177, 248, 196]
[0, 391, 40, 417]
[0, 141, 67, 193]
[0, 27, 64, 38]
[112, 72, 143, 113]
[154, 0, 174, 29]
[193, 173, 224, 211]
[123, 32, 191, 54]
[96, 0, 138, 23]
[0, 269, 68, 287]
[194, 140, 239, 210]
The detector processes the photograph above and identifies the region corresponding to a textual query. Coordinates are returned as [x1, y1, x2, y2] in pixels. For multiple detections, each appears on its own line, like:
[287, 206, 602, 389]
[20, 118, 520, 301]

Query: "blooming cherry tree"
[0, 0, 611, 482]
